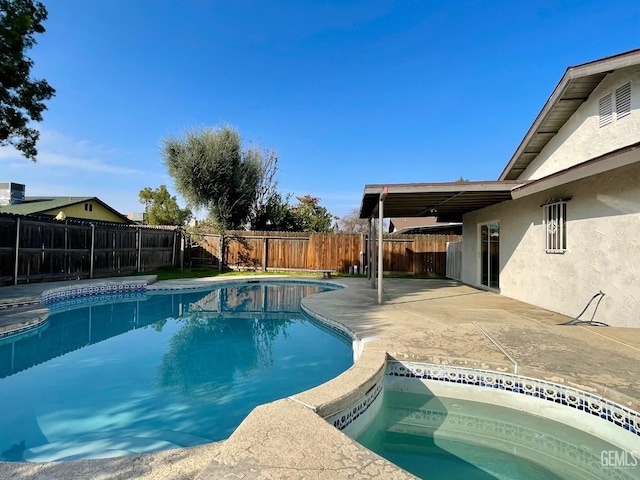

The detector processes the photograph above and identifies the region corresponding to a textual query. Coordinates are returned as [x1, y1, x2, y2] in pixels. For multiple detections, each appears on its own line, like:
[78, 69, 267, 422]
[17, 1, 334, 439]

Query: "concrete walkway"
[1, 276, 639, 479]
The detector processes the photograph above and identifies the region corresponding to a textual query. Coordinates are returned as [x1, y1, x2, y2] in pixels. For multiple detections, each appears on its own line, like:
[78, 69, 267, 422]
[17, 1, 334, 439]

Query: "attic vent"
[599, 93, 613, 128]
[615, 82, 631, 119]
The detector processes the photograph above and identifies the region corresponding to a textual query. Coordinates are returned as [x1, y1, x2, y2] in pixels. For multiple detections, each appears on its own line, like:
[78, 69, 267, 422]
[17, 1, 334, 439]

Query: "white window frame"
[543, 200, 567, 253]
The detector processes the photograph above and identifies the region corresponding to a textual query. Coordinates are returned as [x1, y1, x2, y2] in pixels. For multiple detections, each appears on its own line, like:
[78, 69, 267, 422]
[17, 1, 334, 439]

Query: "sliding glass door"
[480, 222, 500, 290]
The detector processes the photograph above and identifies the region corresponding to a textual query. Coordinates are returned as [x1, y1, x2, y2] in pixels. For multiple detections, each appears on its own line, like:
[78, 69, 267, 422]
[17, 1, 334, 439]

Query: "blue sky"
[2, 0, 639, 219]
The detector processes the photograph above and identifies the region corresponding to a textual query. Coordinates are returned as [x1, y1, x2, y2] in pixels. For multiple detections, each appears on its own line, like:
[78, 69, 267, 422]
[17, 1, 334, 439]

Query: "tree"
[336, 208, 370, 234]
[251, 191, 302, 231]
[138, 185, 191, 226]
[291, 195, 336, 233]
[0, 0, 55, 160]
[162, 126, 262, 230]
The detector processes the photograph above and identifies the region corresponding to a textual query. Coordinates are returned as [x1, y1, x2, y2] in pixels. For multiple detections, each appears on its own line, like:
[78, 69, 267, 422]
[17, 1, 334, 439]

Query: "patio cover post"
[370, 216, 376, 288]
[377, 187, 387, 304]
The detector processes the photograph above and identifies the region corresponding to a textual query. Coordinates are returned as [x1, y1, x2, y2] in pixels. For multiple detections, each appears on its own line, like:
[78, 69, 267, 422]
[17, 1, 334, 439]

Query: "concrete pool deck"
[1, 275, 639, 479]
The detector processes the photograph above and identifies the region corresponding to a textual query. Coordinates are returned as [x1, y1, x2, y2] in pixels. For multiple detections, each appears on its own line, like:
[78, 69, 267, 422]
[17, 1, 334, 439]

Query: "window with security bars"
[599, 82, 631, 128]
[543, 200, 567, 253]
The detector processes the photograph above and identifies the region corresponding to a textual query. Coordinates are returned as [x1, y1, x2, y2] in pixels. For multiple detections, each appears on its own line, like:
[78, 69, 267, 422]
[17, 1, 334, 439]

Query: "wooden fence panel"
[446, 240, 463, 280]
[0, 213, 180, 285]
[383, 238, 413, 273]
[182, 230, 461, 276]
[267, 236, 309, 269]
[306, 233, 362, 272]
[0, 217, 17, 283]
[225, 235, 265, 269]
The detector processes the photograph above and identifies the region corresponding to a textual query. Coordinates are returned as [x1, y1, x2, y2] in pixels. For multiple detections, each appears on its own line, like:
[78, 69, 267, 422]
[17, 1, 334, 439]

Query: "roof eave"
[499, 48, 640, 181]
[512, 141, 640, 199]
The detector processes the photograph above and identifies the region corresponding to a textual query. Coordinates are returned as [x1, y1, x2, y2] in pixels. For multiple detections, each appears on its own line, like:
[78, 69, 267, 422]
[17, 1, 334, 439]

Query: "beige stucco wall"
[462, 161, 640, 327]
[521, 66, 640, 180]
[44, 201, 128, 223]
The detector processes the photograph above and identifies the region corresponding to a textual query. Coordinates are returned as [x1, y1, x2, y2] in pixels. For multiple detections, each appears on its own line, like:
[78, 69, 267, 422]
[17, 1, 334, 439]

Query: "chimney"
[0, 182, 26, 206]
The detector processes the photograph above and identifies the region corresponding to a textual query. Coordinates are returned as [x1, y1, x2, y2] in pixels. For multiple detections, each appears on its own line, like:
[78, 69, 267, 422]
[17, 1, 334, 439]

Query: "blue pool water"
[357, 391, 639, 480]
[0, 282, 353, 462]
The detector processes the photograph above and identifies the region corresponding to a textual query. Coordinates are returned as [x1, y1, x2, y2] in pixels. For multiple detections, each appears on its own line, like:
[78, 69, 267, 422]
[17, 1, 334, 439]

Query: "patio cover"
[359, 181, 524, 222]
[358, 180, 523, 304]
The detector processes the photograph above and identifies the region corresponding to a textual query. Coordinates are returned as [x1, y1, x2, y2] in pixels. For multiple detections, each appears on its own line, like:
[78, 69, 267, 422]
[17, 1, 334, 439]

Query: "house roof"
[511, 141, 640, 199]
[0, 196, 132, 223]
[499, 48, 640, 181]
[359, 49, 640, 221]
[359, 181, 523, 222]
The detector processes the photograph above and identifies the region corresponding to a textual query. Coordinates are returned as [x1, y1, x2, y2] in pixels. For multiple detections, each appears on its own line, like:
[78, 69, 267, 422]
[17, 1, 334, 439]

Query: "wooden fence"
[0, 213, 463, 285]
[187, 231, 462, 277]
[0, 213, 181, 286]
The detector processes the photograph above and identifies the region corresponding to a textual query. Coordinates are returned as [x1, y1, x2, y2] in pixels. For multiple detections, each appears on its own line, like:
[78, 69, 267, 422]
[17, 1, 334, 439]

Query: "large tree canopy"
[162, 126, 262, 230]
[0, 0, 55, 160]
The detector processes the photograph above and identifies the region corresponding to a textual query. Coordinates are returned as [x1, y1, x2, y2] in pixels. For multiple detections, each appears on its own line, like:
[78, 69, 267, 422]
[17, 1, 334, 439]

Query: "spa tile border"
[325, 380, 383, 431]
[387, 361, 640, 438]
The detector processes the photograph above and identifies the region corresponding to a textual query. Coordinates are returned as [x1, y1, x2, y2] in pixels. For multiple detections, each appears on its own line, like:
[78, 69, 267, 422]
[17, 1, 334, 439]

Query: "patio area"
[1, 275, 639, 479]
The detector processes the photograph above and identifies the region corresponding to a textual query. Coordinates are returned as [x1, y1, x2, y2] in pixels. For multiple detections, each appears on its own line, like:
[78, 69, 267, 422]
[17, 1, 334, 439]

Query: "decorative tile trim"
[46, 291, 147, 311]
[0, 300, 41, 311]
[300, 304, 357, 343]
[42, 282, 147, 305]
[148, 278, 342, 293]
[386, 361, 640, 438]
[324, 380, 383, 431]
[0, 317, 48, 339]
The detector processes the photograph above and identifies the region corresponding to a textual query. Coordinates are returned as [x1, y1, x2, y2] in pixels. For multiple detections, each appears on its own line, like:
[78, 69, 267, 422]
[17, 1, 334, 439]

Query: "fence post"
[263, 236, 268, 272]
[90, 223, 95, 278]
[13, 217, 20, 285]
[180, 234, 185, 272]
[219, 235, 224, 271]
[171, 230, 177, 267]
[137, 226, 142, 272]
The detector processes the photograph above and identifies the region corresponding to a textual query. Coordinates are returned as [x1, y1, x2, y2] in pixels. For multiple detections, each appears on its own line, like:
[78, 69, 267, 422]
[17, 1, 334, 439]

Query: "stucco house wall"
[521, 66, 640, 180]
[462, 161, 640, 327]
[43, 201, 128, 223]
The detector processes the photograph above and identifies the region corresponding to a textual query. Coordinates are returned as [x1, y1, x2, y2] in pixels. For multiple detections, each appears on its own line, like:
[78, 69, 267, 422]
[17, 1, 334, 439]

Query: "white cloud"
[0, 130, 143, 176]
[0, 129, 167, 215]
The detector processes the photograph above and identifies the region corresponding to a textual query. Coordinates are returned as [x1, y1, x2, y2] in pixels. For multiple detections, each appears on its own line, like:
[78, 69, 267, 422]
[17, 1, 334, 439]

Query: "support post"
[370, 217, 376, 288]
[377, 190, 385, 305]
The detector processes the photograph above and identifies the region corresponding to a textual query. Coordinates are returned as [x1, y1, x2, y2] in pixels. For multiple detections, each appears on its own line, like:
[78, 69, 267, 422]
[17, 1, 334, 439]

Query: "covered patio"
[358, 181, 523, 303]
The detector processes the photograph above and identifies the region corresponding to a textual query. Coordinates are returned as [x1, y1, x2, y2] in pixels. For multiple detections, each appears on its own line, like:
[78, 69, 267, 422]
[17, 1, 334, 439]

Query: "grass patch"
[137, 267, 332, 281]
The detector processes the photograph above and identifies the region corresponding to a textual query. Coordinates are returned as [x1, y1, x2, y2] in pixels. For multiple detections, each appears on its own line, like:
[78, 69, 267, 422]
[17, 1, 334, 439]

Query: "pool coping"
[1, 275, 640, 479]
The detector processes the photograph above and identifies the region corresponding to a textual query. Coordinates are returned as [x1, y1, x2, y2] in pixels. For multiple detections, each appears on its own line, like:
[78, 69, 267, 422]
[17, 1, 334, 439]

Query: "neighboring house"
[127, 212, 146, 225]
[360, 49, 640, 327]
[389, 217, 462, 235]
[0, 182, 132, 224]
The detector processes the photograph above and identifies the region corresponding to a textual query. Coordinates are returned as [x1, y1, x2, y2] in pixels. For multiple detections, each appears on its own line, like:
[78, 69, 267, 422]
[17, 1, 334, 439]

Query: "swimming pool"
[357, 390, 639, 479]
[0, 281, 353, 462]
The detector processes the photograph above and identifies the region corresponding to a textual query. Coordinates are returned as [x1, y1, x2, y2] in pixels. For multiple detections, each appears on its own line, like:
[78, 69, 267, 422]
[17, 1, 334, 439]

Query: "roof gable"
[499, 48, 640, 180]
[0, 197, 132, 223]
